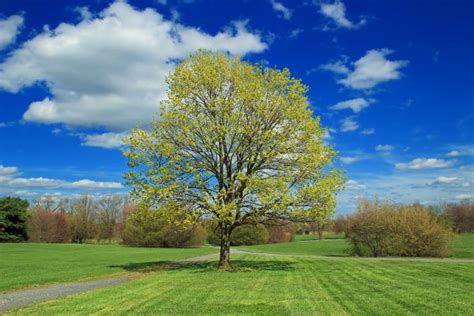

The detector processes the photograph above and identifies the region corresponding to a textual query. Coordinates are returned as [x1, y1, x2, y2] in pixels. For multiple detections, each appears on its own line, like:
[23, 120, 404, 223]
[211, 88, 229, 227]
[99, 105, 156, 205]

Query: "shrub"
[122, 206, 206, 247]
[0, 197, 29, 242]
[230, 224, 269, 246]
[206, 222, 270, 246]
[346, 198, 454, 257]
[265, 221, 295, 243]
[444, 202, 474, 233]
[28, 208, 70, 243]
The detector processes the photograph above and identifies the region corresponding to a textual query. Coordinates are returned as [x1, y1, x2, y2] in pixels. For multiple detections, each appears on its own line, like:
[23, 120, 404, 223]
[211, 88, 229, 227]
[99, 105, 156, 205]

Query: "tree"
[97, 195, 123, 243]
[124, 51, 343, 268]
[0, 197, 29, 242]
[28, 197, 70, 243]
[70, 195, 96, 243]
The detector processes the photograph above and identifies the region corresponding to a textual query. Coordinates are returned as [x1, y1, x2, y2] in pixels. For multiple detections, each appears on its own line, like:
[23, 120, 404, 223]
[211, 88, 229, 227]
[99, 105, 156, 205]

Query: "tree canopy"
[124, 51, 343, 267]
[0, 196, 29, 242]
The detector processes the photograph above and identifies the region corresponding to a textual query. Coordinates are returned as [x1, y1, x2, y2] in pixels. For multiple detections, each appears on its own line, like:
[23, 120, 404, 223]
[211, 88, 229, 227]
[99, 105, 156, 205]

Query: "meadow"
[1, 234, 473, 315]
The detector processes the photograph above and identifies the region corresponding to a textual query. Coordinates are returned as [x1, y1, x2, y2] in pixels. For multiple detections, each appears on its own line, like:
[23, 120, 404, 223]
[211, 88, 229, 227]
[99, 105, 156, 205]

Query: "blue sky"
[0, 0, 473, 212]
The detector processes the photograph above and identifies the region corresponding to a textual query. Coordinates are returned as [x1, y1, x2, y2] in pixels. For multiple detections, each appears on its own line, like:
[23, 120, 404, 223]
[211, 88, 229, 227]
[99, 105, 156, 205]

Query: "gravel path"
[0, 276, 130, 313]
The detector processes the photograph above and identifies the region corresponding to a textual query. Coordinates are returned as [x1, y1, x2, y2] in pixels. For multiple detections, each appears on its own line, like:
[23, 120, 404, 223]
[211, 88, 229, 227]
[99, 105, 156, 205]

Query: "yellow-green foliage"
[124, 51, 343, 259]
[346, 198, 454, 257]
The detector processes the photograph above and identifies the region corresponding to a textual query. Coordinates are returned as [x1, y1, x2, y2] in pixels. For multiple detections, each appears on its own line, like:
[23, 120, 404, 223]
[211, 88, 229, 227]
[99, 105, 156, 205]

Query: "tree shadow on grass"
[109, 259, 295, 273]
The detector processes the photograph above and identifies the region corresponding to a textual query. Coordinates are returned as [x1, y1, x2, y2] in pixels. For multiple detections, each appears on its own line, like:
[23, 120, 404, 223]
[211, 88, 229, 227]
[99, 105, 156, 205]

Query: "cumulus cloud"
[0, 165, 122, 191]
[322, 49, 408, 90]
[319, 1, 365, 30]
[375, 144, 394, 152]
[0, 2, 267, 130]
[395, 158, 455, 170]
[0, 15, 24, 50]
[340, 116, 358, 132]
[319, 59, 349, 74]
[81, 132, 127, 149]
[0, 165, 18, 175]
[271, 1, 293, 20]
[329, 97, 373, 113]
[447, 150, 460, 157]
[68, 179, 122, 189]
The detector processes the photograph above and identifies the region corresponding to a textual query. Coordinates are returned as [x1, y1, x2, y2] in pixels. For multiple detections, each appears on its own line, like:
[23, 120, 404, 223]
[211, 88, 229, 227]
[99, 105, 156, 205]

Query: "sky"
[0, 0, 473, 213]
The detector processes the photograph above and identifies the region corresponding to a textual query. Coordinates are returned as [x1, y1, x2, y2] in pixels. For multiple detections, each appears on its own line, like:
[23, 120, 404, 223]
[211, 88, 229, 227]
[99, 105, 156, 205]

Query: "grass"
[0, 243, 216, 292]
[8, 254, 474, 315]
[452, 233, 474, 258]
[238, 237, 350, 257]
[241, 233, 474, 259]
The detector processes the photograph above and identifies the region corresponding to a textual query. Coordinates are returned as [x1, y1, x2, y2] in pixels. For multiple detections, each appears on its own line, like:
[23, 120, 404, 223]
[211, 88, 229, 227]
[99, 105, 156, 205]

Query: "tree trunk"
[317, 229, 323, 240]
[219, 228, 231, 269]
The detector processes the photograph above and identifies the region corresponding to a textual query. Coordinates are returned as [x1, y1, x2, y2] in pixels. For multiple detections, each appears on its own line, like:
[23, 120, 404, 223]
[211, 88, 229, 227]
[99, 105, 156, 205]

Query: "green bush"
[346, 199, 454, 257]
[122, 207, 206, 247]
[206, 222, 270, 246]
[230, 224, 269, 246]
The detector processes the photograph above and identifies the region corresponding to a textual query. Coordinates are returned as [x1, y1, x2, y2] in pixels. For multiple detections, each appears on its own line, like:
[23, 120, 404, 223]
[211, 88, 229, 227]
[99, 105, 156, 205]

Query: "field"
[0, 243, 216, 292]
[1, 234, 473, 315]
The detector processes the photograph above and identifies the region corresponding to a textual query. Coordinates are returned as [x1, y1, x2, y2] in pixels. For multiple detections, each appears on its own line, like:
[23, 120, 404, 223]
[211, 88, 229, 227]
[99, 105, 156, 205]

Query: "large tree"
[0, 197, 29, 242]
[124, 51, 343, 267]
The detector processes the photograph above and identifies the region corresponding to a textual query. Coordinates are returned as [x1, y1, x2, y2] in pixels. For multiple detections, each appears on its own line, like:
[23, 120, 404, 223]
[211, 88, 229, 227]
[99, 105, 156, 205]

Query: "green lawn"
[241, 233, 474, 259]
[239, 237, 350, 257]
[8, 254, 474, 315]
[0, 243, 216, 292]
[452, 233, 474, 258]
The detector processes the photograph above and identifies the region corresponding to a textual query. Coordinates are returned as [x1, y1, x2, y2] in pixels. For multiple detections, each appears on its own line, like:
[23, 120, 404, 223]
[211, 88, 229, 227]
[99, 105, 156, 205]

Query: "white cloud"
[0, 165, 123, 191]
[8, 177, 64, 187]
[375, 144, 394, 152]
[0, 165, 18, 175]
[323, 49, 408, 90]
[434, 176, 459, 184]
[329, 97, 373, 113]
[395, 158, 455, 170]
[81, 132, 127, 149]
[447, 150, 460, 157]
[289, 28, 303, 39]
[346, 179, 366, 190]
[360, 128, 375, 135]
[340, 156, 361, 164]
[340, 116, 358, 132]
[319, 59, 349, 74]
[319, 1, 365, 30]
[0, 2, 267, 130]
[0, 15, 24, 50]
[69, 179, 122, 189]
[456, 194, 473, 200]
[271, 1, 293, 20]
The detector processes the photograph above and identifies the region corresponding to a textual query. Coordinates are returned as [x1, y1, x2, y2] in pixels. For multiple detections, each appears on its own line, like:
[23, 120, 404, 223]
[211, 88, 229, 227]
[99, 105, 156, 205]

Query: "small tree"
[97, 195, 123, 243]
[124, 51, 342, 268]
[70, 195, 96, 243]
[0, 197, 29, 242]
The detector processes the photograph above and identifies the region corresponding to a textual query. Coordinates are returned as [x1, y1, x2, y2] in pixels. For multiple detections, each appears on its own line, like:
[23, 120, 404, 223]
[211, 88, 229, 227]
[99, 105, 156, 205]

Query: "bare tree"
[97, 195, 123, 243]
